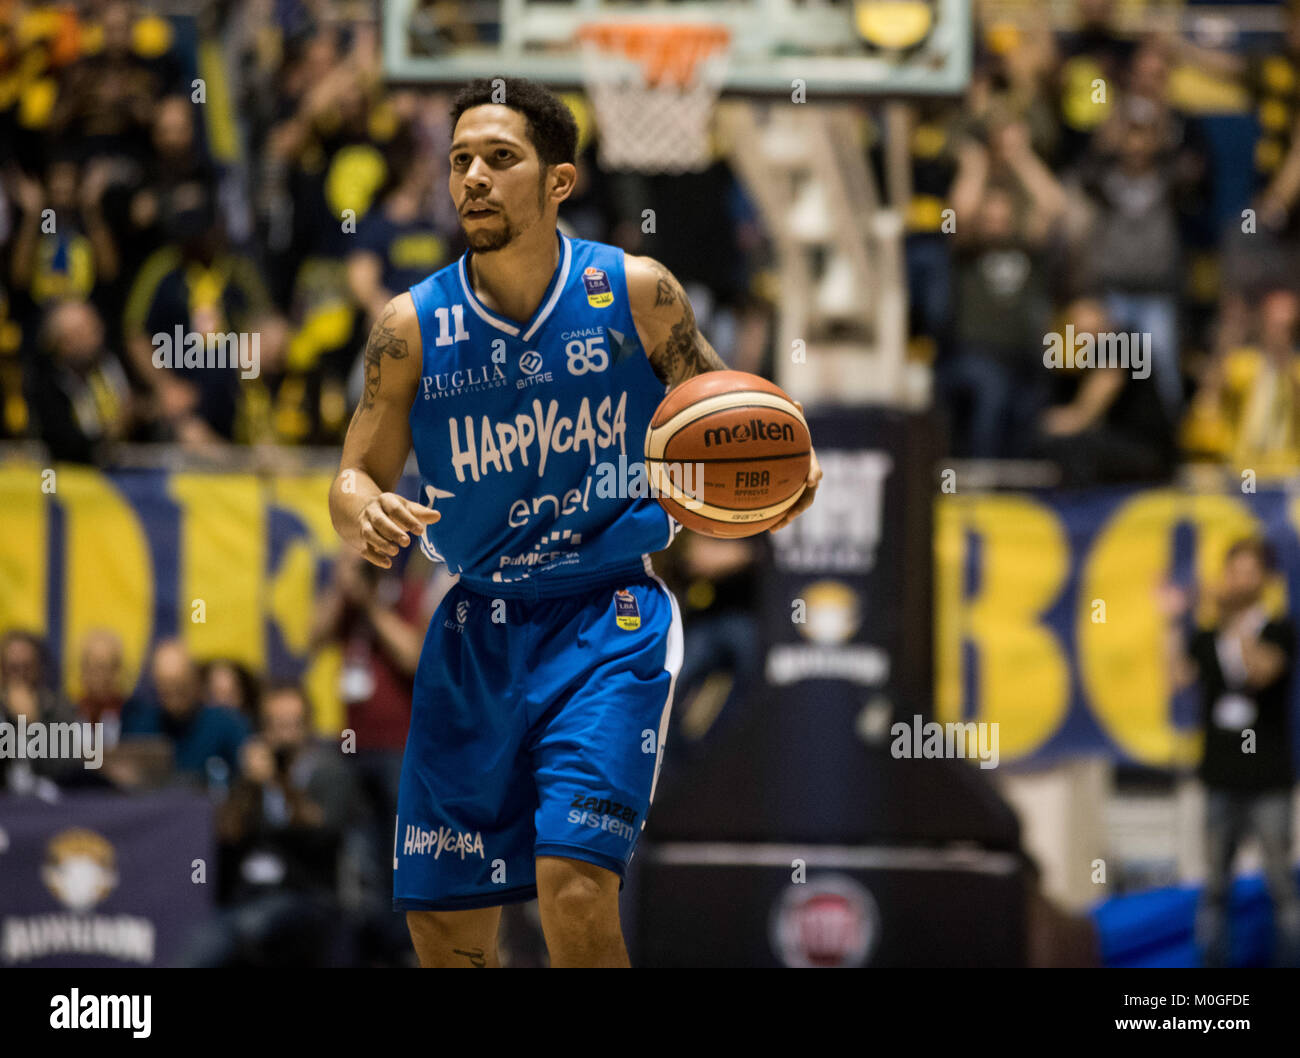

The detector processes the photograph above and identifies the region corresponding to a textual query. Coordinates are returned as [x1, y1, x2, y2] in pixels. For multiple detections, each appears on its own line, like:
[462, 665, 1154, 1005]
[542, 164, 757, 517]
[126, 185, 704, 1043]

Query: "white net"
[577, 23, 731, 175]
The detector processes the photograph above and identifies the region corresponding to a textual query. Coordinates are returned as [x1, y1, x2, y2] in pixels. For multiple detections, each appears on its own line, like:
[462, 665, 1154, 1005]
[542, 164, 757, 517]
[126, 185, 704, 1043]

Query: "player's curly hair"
[449, 78, 578, 168]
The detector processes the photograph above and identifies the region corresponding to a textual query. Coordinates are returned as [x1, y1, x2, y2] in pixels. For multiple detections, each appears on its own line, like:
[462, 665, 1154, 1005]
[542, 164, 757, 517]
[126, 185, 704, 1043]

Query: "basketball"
[644, 370, 811, 537]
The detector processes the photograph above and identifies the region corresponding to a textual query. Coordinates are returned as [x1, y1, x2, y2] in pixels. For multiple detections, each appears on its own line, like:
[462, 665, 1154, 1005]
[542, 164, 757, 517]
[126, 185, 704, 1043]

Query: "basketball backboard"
[382, 0, 971, 98]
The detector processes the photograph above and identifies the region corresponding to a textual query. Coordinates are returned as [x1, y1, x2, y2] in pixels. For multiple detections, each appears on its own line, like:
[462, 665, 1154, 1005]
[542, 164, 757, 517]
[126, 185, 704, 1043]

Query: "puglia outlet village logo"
[152, 326, 260, 379]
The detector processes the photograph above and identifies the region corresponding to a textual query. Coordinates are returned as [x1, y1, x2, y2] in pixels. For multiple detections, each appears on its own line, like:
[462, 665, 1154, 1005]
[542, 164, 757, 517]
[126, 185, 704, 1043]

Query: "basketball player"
[329, 77, 822, 967]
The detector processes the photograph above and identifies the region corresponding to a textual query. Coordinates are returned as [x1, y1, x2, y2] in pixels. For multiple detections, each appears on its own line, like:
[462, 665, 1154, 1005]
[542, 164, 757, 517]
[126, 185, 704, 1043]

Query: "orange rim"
[578, 23, 730, 87]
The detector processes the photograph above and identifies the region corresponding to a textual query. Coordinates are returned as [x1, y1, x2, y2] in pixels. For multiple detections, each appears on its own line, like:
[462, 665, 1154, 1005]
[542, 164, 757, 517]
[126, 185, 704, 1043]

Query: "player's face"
[449, 105, 549, 252]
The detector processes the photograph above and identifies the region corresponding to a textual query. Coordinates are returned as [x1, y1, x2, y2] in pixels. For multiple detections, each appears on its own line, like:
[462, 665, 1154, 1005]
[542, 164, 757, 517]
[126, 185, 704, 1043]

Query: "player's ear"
[547, 162, 578, 204]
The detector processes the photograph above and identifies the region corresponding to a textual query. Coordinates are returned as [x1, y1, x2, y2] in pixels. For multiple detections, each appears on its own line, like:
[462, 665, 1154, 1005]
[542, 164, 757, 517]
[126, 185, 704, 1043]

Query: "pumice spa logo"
[151, 326, 260, 379]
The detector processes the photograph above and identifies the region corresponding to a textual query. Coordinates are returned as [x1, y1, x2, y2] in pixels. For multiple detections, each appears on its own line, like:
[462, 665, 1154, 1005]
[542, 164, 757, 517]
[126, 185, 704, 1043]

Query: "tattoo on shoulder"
[359, 304, 409, 411]
[647, 259, 680, 308]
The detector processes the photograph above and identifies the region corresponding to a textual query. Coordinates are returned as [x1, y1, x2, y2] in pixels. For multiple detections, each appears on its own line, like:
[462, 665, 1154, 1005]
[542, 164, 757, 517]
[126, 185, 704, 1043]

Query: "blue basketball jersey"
[407, 230, 679, 598]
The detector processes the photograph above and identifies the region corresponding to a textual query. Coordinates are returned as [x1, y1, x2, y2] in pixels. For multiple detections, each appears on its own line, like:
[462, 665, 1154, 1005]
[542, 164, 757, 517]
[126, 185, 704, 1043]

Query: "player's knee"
[537, 860, 618, 932]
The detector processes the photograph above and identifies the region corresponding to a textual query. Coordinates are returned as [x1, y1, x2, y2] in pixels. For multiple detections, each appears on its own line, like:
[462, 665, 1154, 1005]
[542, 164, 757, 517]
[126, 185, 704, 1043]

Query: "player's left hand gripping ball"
[769, 402, 821, 532]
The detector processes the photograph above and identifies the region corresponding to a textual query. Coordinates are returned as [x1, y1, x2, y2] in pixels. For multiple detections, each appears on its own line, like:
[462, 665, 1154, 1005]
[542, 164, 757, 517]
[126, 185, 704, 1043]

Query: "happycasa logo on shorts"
[402, 824, 485, 861]
[769, 874, 879, 968]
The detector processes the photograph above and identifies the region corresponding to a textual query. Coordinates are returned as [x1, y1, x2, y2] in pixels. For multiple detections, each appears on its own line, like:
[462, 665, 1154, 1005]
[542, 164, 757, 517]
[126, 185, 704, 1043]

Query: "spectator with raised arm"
[1162, 538, 1300, 968]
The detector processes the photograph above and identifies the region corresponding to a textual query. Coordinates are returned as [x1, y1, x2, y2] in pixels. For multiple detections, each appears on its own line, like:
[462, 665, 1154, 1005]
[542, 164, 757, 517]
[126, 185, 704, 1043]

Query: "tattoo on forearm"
[453, 947, 487, 968]
[645, 260, 725, 385]
[655, 300, 727, 386]
[359, 304, 409, 412]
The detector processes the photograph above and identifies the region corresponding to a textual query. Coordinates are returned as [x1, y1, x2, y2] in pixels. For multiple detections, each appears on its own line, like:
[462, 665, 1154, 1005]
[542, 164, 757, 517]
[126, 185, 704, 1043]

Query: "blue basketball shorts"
[393, 571, 683, 911]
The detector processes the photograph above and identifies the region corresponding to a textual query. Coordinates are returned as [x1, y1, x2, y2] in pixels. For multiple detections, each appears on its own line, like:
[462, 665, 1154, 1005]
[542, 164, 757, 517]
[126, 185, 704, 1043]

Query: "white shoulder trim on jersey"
[522, 235, 572, 342]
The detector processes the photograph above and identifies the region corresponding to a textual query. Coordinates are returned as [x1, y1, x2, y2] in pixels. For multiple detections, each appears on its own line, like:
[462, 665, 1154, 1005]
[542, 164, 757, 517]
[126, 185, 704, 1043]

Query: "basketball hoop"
[577, 22, 731, 174]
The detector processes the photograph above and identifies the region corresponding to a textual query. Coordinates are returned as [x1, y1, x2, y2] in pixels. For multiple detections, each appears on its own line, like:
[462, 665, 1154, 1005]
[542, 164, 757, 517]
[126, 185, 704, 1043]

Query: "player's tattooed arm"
[358, 302, 410, 413]
[626, 254, 727, 388]
[330, 293, 438, 567]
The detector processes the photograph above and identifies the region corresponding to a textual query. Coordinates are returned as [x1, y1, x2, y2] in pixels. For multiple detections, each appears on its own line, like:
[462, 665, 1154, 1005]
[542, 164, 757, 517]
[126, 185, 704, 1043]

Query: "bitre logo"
[770, 875, 879, 968]
[520, 349, 543, 376]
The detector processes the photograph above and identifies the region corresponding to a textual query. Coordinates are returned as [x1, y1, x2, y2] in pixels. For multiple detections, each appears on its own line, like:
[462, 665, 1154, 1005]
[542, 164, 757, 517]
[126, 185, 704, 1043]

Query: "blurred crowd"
[4, 0, 1298, 479]
[0, 0, 769, 465]
[914, 0, 1300, 481]
[0, 547, 450, 964]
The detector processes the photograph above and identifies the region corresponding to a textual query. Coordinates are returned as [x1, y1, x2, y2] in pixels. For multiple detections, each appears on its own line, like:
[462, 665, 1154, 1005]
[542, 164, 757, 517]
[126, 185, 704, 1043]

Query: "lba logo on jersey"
[583, 267, 614, 308]
[614, 589, 640, 630]
[769, 874, 879, 968]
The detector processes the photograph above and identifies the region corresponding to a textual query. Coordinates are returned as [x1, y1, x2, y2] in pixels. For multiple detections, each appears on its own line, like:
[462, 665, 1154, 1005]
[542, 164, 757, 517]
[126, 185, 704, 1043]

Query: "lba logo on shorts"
[583, 267, 614, 308]
[614, 588, 640, 630]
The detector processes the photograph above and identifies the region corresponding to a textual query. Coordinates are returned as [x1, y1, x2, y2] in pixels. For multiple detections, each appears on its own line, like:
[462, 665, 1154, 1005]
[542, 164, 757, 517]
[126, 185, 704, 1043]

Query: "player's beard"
[461, 177, 548, 252]
[463, 210, 519, 252]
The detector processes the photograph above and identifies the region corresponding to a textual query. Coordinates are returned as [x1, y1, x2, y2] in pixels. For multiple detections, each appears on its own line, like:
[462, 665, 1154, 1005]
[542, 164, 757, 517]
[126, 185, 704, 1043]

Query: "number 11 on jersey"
[434, 305, 470, 347]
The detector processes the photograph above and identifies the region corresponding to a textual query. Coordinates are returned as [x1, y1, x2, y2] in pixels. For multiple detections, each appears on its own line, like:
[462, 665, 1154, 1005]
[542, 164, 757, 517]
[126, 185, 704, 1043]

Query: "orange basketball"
[644, 371, 811, 538]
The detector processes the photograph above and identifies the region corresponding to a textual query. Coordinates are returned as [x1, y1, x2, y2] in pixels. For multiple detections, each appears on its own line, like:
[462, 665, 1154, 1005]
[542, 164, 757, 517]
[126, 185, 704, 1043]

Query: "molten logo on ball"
[702, 419, 796, 447]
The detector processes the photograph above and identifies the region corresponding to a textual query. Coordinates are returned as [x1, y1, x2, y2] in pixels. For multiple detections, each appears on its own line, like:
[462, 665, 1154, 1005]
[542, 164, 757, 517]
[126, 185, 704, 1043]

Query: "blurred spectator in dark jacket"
[46, 0, 181, 168]
[8, 155, 122, 318]
[311, 549, 431, 910]
[347, 152, 450, 329]
[1168, 5, 1300, 378]
[234, 310, 347, 446]
[1034, 296, 1176, 484]
[112, 95, 218, 283]
[76, 628, 128, 746]
[121, 638, 251, 788]
[202, 658, 261, 724]
[1163, 538, 1300, 968]
[1070, 99, 1196, 421]
[121, 183, 271, 447]
[0, 629, 82, 791]
[1053, 0, 1137, 168]
[182, 682, 360, 966]
[27, 299, 133, 463]
[937, 118, 1065, 458]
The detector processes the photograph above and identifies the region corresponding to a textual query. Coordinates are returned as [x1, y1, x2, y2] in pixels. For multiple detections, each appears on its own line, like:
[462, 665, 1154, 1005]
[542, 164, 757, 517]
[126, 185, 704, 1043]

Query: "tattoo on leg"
[359, 304, 409, 411]
[453, 947, 488, 968]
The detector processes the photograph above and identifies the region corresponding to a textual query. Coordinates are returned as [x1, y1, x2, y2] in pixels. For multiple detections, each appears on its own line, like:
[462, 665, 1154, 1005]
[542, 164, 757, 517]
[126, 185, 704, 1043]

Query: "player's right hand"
[357, 493, 440, 568]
